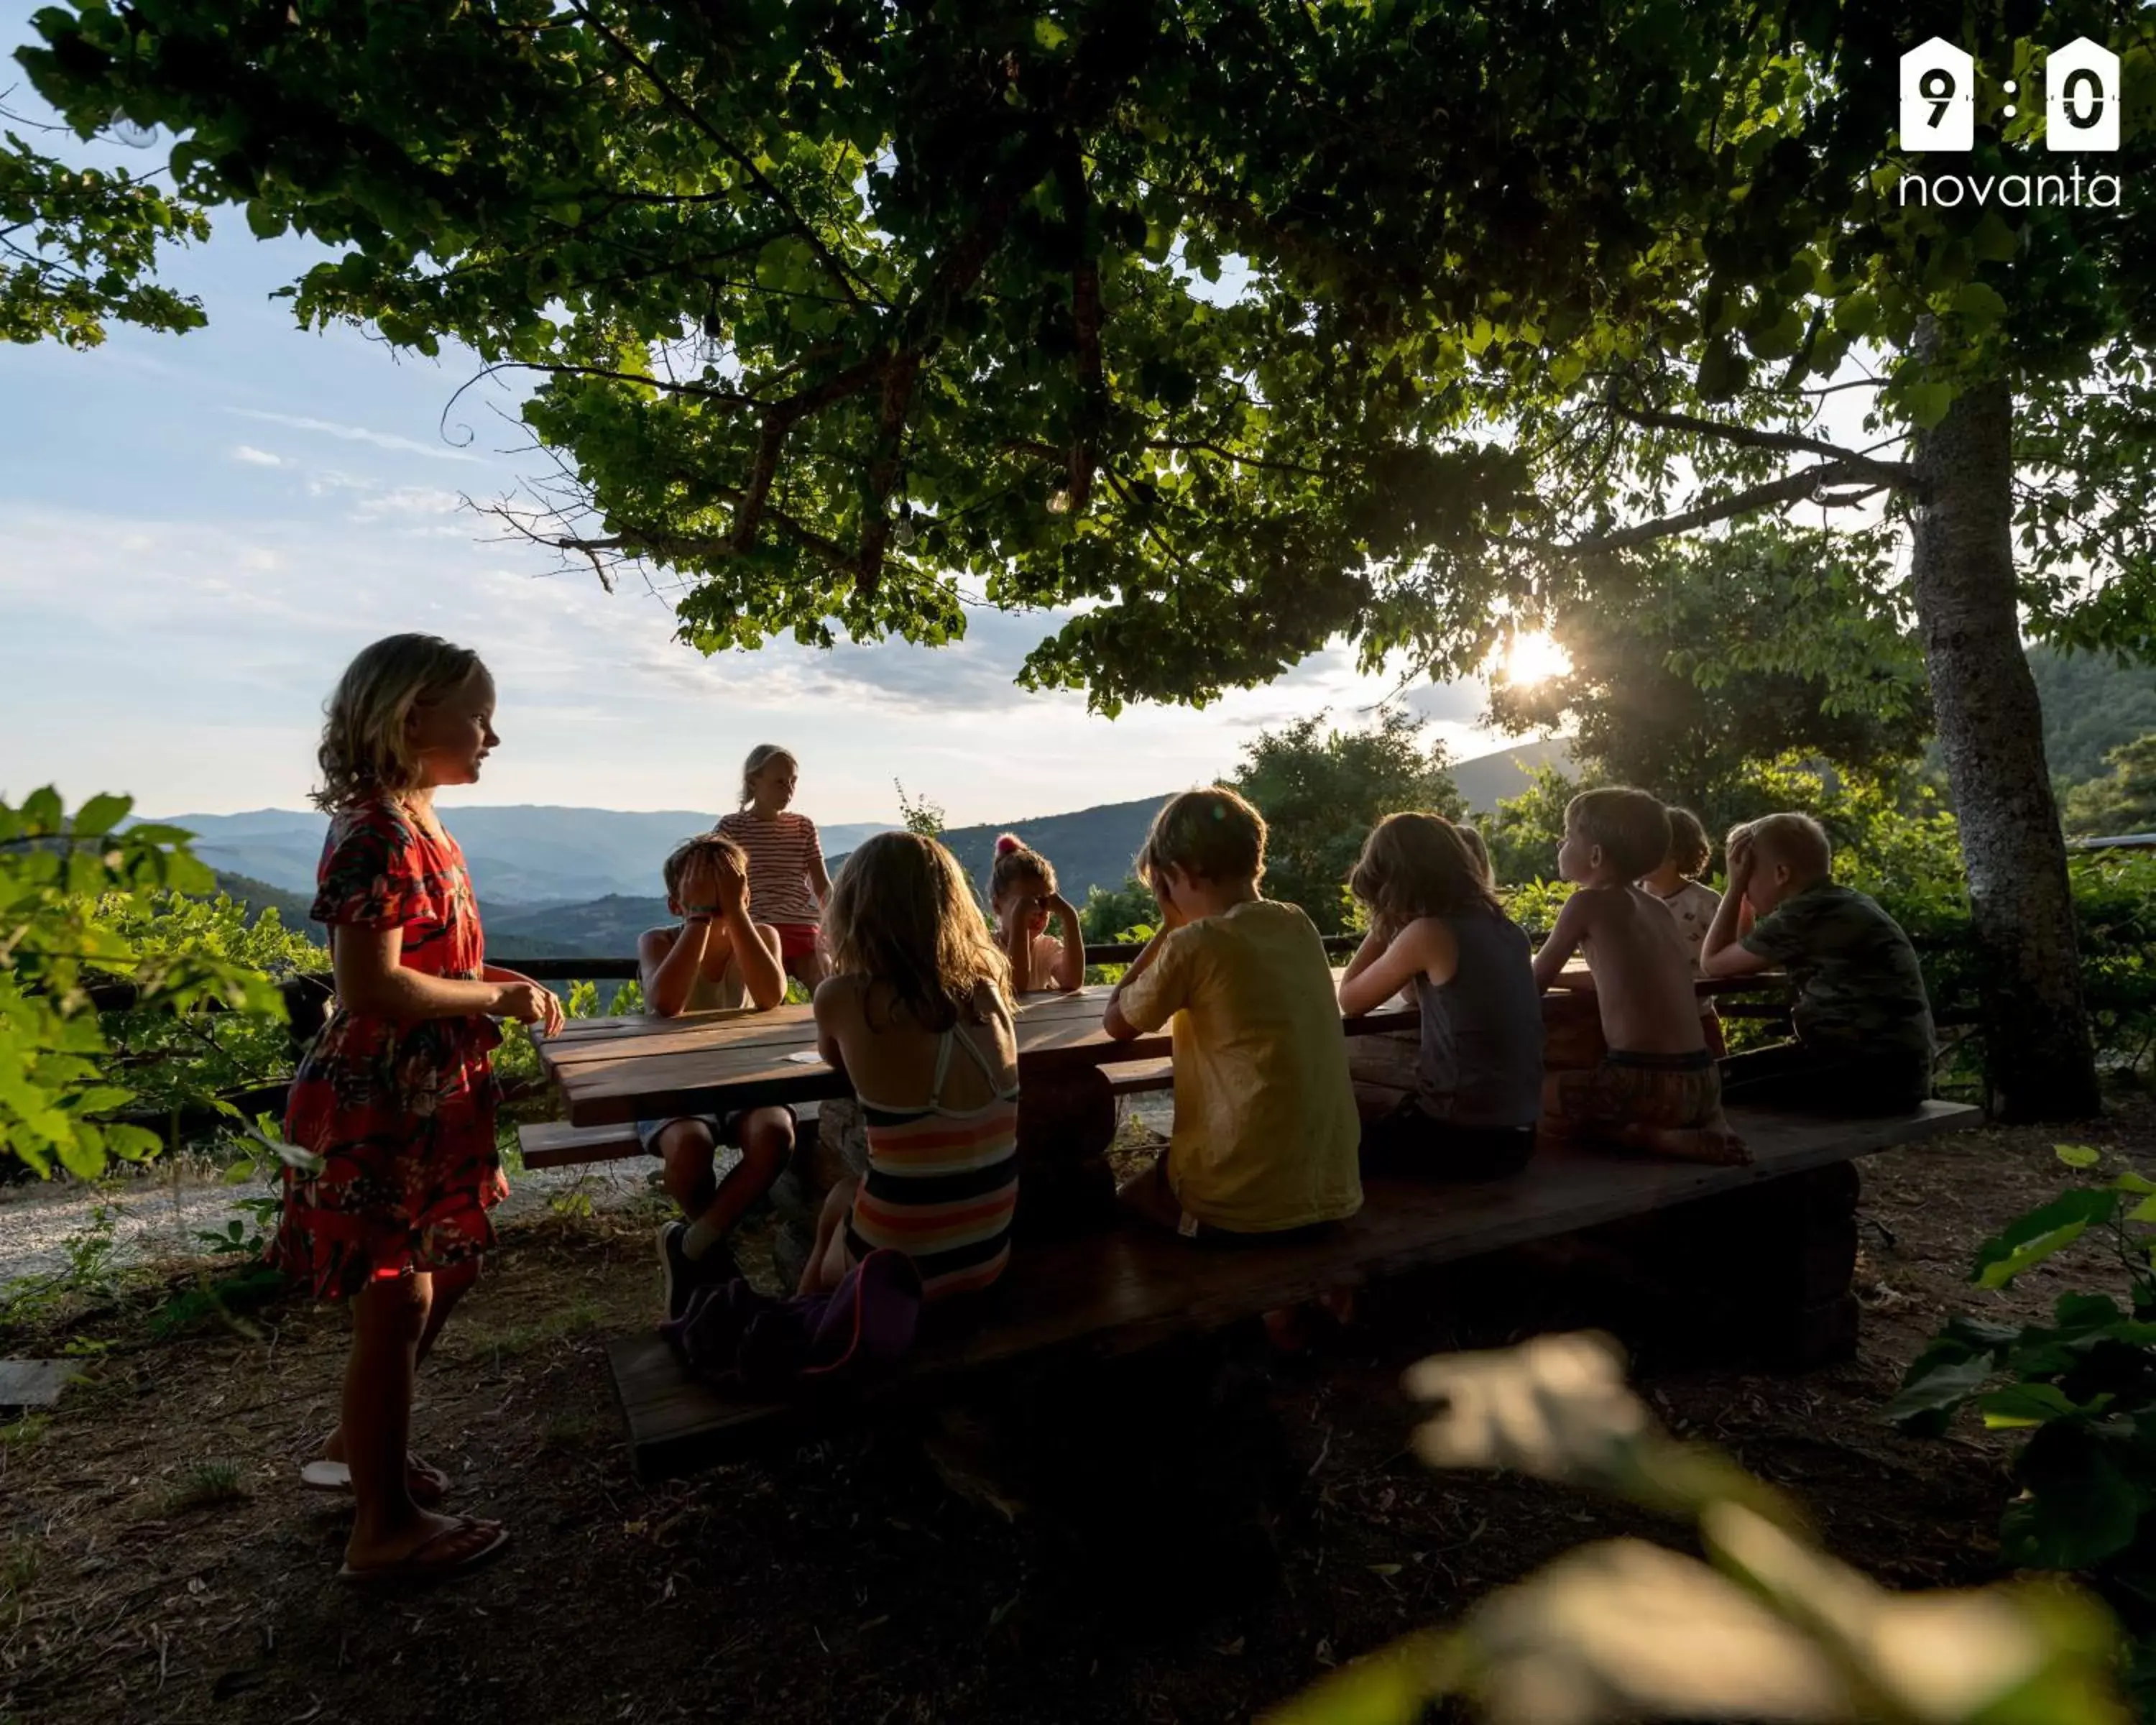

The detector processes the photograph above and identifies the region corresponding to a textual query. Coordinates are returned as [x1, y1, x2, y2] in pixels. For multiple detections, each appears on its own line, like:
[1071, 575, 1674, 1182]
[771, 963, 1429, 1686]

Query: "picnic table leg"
[1640, 1161, 1863, 1367]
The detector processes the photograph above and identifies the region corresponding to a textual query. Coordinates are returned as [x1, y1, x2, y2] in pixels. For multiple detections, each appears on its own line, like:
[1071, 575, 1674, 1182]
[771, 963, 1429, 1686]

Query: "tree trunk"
[1909, 376, 2101, 1119]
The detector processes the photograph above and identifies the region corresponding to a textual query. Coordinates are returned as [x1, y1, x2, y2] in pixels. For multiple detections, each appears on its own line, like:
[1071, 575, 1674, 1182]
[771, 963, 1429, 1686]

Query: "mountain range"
[167, 740, 1574, 955]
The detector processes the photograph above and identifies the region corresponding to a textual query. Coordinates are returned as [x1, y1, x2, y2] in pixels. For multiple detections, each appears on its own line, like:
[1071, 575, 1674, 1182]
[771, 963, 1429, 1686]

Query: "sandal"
[338, 1515, 510, 1588]
[301, 1454, 452, 1506]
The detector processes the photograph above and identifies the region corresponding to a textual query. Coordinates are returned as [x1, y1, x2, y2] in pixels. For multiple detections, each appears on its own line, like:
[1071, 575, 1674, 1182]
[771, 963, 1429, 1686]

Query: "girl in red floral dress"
[275, 633, 563, 1586]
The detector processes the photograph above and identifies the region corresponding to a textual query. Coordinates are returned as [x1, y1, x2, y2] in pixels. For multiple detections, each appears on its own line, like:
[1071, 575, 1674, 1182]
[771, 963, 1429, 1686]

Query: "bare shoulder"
[750, 919, 785, 960]
[637, 924, 679, 961]
[812, 971, 868, 1025]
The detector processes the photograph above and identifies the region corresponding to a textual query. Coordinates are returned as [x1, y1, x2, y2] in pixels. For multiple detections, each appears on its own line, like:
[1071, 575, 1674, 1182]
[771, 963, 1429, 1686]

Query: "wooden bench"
[608, 1098, 1978, 1480]
[518, 1100, 837, 1169]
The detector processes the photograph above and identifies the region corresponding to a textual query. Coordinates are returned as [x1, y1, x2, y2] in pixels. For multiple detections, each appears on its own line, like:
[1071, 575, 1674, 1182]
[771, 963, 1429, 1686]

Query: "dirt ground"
[4, 1098, 2152, 1725]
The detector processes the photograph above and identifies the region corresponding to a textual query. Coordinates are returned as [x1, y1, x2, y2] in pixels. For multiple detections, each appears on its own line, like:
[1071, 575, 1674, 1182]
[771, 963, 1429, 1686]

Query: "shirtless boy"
[1531, 788, 1744, 1164]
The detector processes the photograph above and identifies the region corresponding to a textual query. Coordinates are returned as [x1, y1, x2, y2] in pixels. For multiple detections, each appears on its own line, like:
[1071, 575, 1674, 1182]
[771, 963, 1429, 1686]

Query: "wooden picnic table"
[535, 967, 1786, 1127]
[535, 974, 1420, 1126]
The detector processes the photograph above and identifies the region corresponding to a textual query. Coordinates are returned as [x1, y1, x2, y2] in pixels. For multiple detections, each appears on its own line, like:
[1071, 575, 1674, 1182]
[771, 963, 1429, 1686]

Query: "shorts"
[1115, 1153, 1340, 1247]
[1549, 1049, 1746, 1165]
[772, 923, 820, 961]
[635, 1110, 755, 1155]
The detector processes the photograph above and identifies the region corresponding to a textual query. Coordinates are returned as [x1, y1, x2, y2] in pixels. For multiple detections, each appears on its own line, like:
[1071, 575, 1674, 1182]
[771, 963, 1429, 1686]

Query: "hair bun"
[994, 833, 1022, 855]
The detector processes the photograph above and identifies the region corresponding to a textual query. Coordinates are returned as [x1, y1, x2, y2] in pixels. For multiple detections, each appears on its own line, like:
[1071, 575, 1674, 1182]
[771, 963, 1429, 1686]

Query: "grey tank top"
[1412, 911, 1546, 1129]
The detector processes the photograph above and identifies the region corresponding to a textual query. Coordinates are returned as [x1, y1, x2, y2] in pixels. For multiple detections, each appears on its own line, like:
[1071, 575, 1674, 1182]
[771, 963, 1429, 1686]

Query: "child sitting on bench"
[986, 832, 1086, 994]
[637, 834, 797, 1320]
[799, 832, 1021, 1302]
[1339, 813, 1544, 1180]
[1105, 787, 1363, 1238]
[1532, 788, 1743, 1164]
[1639, 804, 1728, 1055]
[1702, 812, 1936, 1112]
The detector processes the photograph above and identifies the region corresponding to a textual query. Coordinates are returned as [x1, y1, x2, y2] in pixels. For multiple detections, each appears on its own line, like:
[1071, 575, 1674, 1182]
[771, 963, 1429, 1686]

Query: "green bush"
[1276, 1331, 2124, 1725]
[0, 788, 286, 1179]
[1889, 1146, 2156, 1711]
[93, 888, 324, 1118]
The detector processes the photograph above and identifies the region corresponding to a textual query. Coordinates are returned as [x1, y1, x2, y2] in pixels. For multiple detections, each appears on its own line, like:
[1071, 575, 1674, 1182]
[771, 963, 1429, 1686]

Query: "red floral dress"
[271, 799, 507, 1300]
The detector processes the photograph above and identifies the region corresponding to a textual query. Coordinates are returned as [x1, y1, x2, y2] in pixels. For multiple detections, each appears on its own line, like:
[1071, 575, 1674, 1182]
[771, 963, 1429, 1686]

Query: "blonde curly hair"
[311, 633, 488, 811]
[823, 832, 1011, 1031]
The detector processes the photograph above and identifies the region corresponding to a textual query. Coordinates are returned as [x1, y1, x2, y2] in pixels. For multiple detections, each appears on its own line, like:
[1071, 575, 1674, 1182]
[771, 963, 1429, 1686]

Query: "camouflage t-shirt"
[1741, 882, 1935, 1061]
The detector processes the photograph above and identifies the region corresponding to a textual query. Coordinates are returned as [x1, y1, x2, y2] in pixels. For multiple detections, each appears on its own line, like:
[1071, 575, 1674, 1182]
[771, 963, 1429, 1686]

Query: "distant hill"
[1450, 737, 1575, 813]
[211, 871, 326, 941]
[482, 894, 671, 959]
[2030, 644, 2156, 786]
[132, 806, 896, 906]
[939, 796, 1172, 906]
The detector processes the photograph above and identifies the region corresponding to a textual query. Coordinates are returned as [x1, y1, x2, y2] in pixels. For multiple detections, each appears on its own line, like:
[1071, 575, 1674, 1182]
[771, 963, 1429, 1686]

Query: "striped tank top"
[844, 1011, 1020, 1301]
[714, 810, 824, 926]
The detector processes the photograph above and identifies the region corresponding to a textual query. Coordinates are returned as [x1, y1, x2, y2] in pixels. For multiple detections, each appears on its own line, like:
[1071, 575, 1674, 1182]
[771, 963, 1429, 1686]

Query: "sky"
[0, 12, 1519, 827]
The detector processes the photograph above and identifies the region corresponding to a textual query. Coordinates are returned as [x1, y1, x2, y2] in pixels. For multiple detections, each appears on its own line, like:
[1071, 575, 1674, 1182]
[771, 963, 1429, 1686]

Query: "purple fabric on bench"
[658, 1248, 923, 1398]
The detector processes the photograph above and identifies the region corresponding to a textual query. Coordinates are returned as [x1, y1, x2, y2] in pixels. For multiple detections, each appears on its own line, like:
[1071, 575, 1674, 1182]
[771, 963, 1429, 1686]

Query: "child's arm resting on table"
[338, 927, 563, 1034]
[1338, 919, 1455, 1018]
[1531, 893, 1595, 992]
[1104, 926, 1180, 1041]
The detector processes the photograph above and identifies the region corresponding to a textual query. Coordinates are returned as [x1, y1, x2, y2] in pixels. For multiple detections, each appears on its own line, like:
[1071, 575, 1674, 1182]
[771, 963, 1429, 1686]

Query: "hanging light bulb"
[893, 515, 918, 548]
[1047, 489, 1070, 515]
[107, 109, 159, 149]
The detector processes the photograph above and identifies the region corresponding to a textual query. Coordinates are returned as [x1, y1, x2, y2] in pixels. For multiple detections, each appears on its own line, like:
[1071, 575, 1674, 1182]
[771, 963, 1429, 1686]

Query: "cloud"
[224, 408, 489, 464]
[230, 445, 285, 467]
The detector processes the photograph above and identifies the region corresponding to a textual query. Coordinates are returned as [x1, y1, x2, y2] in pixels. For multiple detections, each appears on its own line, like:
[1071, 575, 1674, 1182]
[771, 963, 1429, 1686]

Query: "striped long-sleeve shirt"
[714, 810, 824, 926]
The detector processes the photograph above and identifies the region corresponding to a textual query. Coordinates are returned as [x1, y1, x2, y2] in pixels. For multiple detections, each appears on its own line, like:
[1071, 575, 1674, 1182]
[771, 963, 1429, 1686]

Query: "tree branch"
[1545, 461, 1901, 556]
[568, 1, 876, 310]
[1607, 400, 1914, 486]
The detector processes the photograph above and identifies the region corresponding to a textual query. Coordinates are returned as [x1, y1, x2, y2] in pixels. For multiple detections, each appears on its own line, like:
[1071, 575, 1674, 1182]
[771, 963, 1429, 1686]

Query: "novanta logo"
[1895, 36, 2122, 208]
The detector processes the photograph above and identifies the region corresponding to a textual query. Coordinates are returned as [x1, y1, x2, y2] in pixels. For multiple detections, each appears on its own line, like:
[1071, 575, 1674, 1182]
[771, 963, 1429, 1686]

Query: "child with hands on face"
[1702, 813, 1935, 1113]
[1531, 788, 1744, 1164]
[637, 834, 797, 1320]
[987, 833, 1085, 995]
[1104, 788, 1362, 1239]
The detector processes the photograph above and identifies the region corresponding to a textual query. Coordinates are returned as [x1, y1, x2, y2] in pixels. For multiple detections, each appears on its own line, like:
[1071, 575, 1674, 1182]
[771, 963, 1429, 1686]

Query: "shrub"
[0, 788, 285, 1179]
[1889, 1146, 2156, 1709]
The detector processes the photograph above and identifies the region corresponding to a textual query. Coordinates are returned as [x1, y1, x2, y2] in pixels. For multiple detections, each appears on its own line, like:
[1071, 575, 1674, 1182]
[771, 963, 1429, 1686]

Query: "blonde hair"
[1565, 787, 1671, 880]
[662, 832, 749, 902]
[1135, 787, 1266, 889]
[738, 744, 798, 809]
[1663, 807, 1712, 878]
[311, 633, 487, 811]
[987, 832, 1057, 906]
[1350, 813, 1501, 933]
[1737, 812, 1832, 881]
[823, 832, 1011, 1031]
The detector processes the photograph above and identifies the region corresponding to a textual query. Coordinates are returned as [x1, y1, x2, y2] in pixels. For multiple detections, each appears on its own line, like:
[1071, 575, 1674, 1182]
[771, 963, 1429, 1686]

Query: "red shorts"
[773, 922, 820, 960]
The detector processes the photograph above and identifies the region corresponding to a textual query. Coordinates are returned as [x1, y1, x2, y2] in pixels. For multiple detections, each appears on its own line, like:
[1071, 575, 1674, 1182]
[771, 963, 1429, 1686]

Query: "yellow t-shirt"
[1115, 899, 1363, 1233]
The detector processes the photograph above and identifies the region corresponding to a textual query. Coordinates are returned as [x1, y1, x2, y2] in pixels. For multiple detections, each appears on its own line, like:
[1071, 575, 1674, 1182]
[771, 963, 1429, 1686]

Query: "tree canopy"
[1230, 709, 1462, 934]
[16, 0, 2153, 1113]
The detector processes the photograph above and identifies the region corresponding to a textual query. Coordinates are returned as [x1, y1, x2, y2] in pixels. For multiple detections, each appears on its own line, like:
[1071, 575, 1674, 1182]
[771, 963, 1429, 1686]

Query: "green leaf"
[71, 791, 132, 837]
[1031, 16, 1068, 50]
[1902, 380, 1955, 431]
[1883, 1351, 1996, 1423]
[1953, 281, 2009, 327]
[1973, 1188, 2121, 1289]
[2056, 1144, 2102, 1169]
[1978, 1382, 2083, 1430]
[2004, 1424, 2152, 1570]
